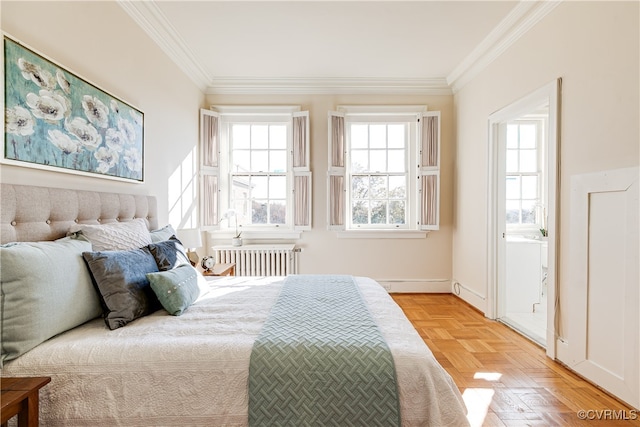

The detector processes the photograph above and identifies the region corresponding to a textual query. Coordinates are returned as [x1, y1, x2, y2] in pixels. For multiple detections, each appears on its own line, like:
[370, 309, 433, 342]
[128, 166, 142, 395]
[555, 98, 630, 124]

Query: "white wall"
[453, 2, 639, 325]
[1, 1, 205, 226]
[207, 93, 455, 283]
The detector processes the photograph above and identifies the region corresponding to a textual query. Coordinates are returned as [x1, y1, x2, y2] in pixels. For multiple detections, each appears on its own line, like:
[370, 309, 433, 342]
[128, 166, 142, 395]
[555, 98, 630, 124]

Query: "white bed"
[0, 184, 468, 426]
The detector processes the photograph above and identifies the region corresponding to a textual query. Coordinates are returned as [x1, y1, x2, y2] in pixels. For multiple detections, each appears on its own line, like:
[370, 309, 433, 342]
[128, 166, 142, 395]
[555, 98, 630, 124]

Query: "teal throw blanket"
[248, 275, 401, 426]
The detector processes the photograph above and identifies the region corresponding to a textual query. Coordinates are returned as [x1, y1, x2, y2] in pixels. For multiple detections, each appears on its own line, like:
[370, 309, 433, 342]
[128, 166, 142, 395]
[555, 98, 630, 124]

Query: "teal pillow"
[146, 265, 202, 316]
[0, 237, 102, 366]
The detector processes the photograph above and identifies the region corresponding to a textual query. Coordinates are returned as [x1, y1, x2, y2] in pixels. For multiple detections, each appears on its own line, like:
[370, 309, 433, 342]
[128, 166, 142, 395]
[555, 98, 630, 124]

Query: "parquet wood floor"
[391, 293, 640, 427]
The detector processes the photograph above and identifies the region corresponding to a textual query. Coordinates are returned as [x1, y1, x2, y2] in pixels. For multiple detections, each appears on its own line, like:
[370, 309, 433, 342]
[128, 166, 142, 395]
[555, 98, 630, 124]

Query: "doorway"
[487, 79, 560, 357]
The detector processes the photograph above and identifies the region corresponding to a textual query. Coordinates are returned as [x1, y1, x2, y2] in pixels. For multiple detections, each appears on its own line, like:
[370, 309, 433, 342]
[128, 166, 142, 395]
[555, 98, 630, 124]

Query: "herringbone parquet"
[391, 293, 640, 427]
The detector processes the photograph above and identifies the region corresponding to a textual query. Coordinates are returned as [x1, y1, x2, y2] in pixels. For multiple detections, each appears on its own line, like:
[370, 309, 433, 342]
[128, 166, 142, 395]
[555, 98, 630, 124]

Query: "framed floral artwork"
[3, 35, 144, 182]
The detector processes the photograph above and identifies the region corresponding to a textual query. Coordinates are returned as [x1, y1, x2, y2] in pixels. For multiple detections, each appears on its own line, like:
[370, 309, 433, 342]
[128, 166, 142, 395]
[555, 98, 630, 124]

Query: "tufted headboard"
[0, 184, 158, 244]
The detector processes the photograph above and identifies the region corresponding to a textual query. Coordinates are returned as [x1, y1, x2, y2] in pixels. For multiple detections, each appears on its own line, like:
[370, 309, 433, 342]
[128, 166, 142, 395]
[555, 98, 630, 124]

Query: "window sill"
[336, 230, 429, 239]
[207, 230, 301, 240]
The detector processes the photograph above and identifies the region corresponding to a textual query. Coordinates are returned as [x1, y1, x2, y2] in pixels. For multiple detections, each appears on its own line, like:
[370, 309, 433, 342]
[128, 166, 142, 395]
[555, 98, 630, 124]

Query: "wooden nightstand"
[202, 262, 236, 277]
[1, 376, 51, 427]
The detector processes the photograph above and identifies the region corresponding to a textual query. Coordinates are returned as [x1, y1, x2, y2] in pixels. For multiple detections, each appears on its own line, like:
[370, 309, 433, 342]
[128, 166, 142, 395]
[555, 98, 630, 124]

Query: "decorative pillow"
[69, 218, 152, 251]
[146, 265, 204, 315]
[0, 237, 102, 366]
[83, 247, 160, 330]
[150, 224, 177, 243]
[147, 237, 190, 271]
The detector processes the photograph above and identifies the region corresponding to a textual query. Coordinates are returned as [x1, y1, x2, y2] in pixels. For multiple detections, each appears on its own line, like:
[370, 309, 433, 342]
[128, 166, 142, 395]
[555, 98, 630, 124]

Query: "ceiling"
[118, 1, 558, 94]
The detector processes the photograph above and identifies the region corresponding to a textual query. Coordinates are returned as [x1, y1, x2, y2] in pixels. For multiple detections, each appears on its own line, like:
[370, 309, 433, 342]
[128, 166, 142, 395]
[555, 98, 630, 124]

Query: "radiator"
[212, 244, 298, 276]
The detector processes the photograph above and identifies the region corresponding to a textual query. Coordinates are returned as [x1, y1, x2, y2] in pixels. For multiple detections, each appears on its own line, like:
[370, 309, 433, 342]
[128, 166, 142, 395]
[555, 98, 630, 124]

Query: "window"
[200, 107, 310, 237]
[505, 120, 544, 230]
[328, 106, 440, 234]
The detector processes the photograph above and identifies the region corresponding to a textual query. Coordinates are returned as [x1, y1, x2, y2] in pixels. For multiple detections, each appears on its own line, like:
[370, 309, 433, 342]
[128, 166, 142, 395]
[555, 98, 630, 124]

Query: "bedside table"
[202, 262, 236, 277]
[1, 376, 51, 427]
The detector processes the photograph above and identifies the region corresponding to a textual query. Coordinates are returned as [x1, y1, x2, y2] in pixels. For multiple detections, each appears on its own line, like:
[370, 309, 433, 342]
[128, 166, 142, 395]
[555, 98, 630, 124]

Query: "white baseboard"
[451, 280, 487, 314]
[375, 279, 452, 293]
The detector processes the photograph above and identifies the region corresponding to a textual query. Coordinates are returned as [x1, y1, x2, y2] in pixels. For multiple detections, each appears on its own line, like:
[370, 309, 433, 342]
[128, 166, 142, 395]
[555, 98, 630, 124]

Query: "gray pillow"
[147, 265, 202, 315]
[0, 237, 102, 366]
[83, 247, 160, 330]
[148, 237, 190, 271]
[149, 224, 177, 243]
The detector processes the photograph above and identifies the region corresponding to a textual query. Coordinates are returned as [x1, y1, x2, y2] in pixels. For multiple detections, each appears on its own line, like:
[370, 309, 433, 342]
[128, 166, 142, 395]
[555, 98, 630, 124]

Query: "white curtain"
[328, 113, 345, 229]
[201, 175, 218, 227]
[293, 115, 307, 168]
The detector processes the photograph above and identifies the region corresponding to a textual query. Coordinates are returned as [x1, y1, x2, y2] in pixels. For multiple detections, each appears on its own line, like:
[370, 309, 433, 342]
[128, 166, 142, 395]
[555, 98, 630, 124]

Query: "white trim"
[376, 279, 452, 294]
[208, 230, 301, 240]
[487, 79, 560, 359]
[206, 77, 452, 95]
[116, 0, 211, 90]
[210, 105, 301, 115]
[447, 1, 562, 93]
[336, 230, 428, 239]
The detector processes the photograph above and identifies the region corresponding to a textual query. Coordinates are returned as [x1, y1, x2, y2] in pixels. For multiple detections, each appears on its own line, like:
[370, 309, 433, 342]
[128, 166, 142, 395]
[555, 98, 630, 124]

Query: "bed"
[0, 183, 468, 426]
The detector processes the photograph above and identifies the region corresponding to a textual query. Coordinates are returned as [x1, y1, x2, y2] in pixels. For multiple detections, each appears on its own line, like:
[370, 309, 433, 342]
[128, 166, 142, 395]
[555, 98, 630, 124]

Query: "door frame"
[486, 79, 561, 358]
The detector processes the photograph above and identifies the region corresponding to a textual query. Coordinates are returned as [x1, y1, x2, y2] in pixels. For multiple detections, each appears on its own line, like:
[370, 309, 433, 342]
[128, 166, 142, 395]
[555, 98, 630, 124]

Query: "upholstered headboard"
[0, 184, 158, 244]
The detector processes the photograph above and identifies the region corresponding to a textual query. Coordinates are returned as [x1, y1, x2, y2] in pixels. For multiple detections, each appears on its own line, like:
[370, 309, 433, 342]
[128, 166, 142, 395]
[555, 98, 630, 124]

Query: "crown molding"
[447, 0, 562, 93]
[119, 0, 560, 96]
[117, 0, 212, 91]
[205, 77, 452, 95]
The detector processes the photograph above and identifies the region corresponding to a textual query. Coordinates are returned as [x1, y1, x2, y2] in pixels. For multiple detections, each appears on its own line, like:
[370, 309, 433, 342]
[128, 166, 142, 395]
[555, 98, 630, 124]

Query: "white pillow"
[69, 218, 152, 251]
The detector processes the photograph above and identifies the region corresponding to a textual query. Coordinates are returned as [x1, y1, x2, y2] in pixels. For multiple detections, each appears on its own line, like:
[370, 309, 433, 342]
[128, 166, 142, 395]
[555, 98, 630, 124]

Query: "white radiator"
[212, 244, 298, 276]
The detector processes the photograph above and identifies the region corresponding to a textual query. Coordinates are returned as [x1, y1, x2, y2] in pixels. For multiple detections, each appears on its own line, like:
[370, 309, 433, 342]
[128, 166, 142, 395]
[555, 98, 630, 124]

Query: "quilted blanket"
[1, 276, 469, 426]
[248, 275, 400, 426]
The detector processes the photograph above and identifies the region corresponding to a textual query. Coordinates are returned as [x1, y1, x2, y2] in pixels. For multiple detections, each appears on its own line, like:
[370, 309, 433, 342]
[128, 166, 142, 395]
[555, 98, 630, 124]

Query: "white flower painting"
[3, 36, 144, 182]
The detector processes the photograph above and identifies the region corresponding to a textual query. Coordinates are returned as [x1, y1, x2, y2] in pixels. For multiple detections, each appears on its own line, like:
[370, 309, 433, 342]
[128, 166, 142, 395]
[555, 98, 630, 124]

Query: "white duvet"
[3, 276, 468, 426]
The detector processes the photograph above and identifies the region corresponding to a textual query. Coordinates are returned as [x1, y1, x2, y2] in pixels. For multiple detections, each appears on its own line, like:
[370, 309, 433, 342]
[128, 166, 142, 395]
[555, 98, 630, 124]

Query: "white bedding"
[2, 276, 468, 426]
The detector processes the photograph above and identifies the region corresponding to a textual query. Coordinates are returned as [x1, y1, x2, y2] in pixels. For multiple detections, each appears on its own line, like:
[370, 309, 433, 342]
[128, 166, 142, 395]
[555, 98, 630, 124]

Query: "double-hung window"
[200, 106, 310, 238]
[505, 119, 545, 233]
[328, 106, 440, 235]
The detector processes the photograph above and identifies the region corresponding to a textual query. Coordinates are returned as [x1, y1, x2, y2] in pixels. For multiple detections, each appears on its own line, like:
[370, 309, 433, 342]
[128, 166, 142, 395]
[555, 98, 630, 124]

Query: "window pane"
[520, 124, 536, 149]
[351, 124, 368, 148]
[506, 124, 518, 149]
[352, 200, 368, 224]
[269, 176, 287, 199]
[233, 125, 250, 149]
[521, 175, 538, 200]
[370, 150, 386, 172]
[389, 200, 405, 224]
[251, 125, 269, 149]
[389, 175, 406, 198]
[506, 200, 520, 224]
[251, 150, 268, 172]
[370, 176, 387, 198]
[388, 149, 405, 172]
[520, 150, 537, 172]
[506, 176, 520, 199]
[522, 200, 536, 224]
[252, 200, 267, 224]
[370, 125, 386, 148]
[351, 149, 368, 172]
[352, 175, 368, 198]
[269, 125, 286, 149]
[270, 150, 286, 172]
[371, 201, 387, 224]
[388, 125, 404, 148]
[233, 149, 250, 172]
[251, 176, 268, 198]
[269, 200, 286, 224]
[506, 150, 518, 172]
